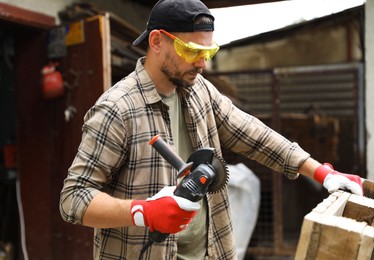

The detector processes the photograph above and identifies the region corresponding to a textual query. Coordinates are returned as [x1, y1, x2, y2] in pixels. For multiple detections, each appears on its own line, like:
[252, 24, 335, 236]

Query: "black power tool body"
[138, 135, 229, 259]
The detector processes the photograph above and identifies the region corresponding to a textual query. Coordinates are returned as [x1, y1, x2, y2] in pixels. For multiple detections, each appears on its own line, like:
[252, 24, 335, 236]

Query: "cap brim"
[133, 30, 149, 45]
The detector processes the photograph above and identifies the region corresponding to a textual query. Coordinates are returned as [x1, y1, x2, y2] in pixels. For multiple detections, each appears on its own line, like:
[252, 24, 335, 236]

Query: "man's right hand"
[130, 186, 200, 233]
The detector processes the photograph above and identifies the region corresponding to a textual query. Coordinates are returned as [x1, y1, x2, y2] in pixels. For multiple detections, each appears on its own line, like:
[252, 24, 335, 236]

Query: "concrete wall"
[215, 20, 362, 71]
[366, 0, 374, 179]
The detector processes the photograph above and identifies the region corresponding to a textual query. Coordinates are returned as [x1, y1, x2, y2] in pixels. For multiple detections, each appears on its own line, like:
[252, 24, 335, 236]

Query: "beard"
[161, 55, 203, 89]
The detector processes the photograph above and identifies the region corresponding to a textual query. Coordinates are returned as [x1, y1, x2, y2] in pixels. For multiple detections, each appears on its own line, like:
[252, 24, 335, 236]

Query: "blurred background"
[0, 0, 373, 259]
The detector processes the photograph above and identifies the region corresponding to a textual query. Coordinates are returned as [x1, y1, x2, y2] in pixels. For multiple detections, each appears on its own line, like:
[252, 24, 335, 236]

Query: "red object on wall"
[41, 63, 64, 99]
[3, 143, 17, 169]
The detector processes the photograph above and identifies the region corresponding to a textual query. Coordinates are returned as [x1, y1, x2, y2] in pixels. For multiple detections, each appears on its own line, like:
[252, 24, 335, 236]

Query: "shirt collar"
[135, 57, 162, 105]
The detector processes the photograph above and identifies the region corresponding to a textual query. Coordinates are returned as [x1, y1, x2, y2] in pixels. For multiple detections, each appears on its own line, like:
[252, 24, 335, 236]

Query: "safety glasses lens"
[173, 38, 219, 63]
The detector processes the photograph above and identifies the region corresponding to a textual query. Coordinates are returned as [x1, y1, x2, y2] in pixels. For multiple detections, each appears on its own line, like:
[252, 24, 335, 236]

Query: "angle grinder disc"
[186, 148, 229, 193]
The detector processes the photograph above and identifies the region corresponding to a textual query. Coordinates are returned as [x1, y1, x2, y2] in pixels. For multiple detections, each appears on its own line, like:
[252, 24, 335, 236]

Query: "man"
[59, 0, 364, 259]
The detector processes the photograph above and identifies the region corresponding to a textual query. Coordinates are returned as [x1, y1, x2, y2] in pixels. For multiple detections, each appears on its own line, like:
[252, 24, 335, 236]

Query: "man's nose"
[193, 57, 207, 69]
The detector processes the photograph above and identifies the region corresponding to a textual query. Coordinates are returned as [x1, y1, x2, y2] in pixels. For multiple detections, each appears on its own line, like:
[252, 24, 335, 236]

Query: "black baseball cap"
[133, 0, 215, 45]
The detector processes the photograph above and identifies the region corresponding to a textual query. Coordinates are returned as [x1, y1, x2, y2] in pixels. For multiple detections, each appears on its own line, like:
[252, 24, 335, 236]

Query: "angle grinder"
[138, 135, 229, 259]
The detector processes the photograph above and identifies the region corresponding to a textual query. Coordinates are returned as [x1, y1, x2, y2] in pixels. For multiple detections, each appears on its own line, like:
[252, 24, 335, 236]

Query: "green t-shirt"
[162, 93, 207, 260]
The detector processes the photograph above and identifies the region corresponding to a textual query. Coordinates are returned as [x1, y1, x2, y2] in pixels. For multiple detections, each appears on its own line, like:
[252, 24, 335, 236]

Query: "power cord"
[16, 177, 29, 260]
[138, 239, 153, 260]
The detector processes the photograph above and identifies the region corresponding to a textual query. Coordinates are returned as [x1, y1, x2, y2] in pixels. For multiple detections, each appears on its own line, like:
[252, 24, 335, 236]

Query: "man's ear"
[148, 30, 162, 53]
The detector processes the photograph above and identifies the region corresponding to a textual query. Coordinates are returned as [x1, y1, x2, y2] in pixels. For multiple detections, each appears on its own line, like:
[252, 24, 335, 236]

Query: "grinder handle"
[148, 135, 187, 244]
[149, 135, 192, 177]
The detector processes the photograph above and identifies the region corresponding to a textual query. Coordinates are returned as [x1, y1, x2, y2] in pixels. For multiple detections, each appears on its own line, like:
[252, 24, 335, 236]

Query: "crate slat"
[296, 191, 374, 260]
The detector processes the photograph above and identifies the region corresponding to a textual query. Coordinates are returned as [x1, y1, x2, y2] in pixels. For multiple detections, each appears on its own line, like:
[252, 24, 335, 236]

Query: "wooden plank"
[315, 217, 365, 260]
[296, 192, 374, 260]
[344, 194, 374, 226]
[295, 213, 320, 260]
[357, 227, 374, 259]
[86, 14, 112, 91]
[363, 179, 374, 199]
[0, 3, 55, 29]
[102, 13, 112, 90]
[310, 191, 347, 215]
[323, 191, 350, 216]
[296, 213, 369, 259]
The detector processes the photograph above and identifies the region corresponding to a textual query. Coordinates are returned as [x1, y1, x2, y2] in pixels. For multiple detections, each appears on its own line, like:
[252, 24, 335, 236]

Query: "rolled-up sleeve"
[59, 101, 126, 224]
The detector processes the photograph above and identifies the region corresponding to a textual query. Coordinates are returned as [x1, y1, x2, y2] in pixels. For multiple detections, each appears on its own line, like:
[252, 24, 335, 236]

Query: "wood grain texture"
[295, 191, 374, 260]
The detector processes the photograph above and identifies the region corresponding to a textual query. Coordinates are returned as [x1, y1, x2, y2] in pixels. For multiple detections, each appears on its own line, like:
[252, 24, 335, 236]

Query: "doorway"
[0, 4, 55, 259]
[0, 23, 18, 259]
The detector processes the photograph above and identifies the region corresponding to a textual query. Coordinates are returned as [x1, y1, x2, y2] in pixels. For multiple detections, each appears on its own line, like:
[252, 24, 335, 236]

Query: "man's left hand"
[314, 163, 363, 196]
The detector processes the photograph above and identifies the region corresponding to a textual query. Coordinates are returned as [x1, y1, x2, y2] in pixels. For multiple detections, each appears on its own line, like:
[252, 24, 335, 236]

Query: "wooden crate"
[295, 191, 374, 260]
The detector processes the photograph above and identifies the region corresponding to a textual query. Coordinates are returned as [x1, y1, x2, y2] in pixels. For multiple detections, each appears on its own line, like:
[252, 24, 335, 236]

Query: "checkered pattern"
[60, 58, 310, 259]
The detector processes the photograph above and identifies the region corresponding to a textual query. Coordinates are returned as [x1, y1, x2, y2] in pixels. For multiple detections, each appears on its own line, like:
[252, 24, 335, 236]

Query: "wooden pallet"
[295, 191, 374, 260]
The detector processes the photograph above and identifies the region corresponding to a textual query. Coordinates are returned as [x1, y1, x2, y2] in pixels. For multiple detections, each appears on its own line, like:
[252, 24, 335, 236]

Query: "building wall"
[215, 20, 362, 72]
[366, 0, 374, 179]
[0, 0, 148, 30]
[0, 0, 74, 23]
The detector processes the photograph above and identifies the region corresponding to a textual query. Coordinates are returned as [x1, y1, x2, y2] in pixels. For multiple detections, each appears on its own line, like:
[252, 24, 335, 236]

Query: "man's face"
[160, 31, 214, 89]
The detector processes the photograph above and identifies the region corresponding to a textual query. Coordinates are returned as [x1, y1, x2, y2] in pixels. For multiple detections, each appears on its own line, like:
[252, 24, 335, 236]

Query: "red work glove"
[314, 163, 363, 196]
[130, 186, 200, 234]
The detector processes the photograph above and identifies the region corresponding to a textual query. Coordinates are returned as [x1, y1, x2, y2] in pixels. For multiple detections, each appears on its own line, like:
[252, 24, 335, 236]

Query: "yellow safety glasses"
[160, 29, 220, 63]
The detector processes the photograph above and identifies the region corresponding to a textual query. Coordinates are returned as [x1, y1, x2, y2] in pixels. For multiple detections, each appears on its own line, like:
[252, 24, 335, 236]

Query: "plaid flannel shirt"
[60, 58, 310, 260]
